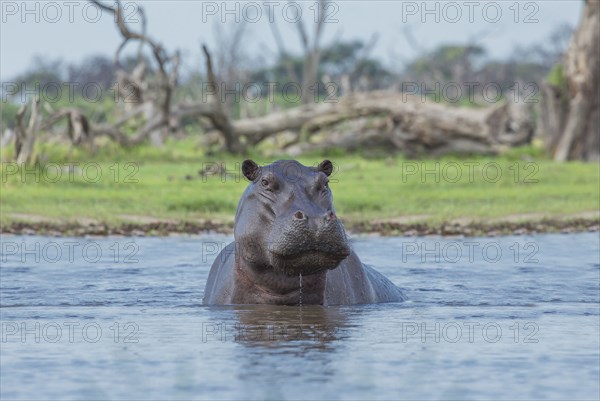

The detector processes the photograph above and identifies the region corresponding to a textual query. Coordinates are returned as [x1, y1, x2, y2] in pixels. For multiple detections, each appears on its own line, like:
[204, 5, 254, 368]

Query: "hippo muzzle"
[266, 208, 351, 275]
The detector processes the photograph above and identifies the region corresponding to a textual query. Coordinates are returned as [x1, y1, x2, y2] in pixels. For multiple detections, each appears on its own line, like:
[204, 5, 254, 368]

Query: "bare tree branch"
[89, 0, 179, 146]
[201, 44, 242, 153]
[268, 15, 300, 83]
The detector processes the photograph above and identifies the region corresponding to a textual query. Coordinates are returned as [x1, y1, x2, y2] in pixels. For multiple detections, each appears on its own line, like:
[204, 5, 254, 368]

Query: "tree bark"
[201, 45, 243, 154]
[14, 97, 41, 164]
[541, 0, 600, 161]
[231, 91, 533, 156]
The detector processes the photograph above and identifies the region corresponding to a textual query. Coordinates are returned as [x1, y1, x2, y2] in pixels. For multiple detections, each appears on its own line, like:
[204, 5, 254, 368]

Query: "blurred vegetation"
[2, 23, 592, 232]
[1, 140, 598, 229]
[1, 25, 572, 133]
[547, 63, 569, 96]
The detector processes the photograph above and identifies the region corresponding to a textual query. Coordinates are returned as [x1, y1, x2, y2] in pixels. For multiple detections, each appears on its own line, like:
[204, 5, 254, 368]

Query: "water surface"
[1, 233, 599, 400]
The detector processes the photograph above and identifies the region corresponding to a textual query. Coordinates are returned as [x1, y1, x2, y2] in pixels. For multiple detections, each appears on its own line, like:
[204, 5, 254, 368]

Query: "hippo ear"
[242, 159, 260, 181]
[317, 160, 333, 177]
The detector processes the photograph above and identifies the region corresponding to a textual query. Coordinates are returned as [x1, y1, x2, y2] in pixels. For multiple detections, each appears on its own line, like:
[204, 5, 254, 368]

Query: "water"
[1, 232, 598, 400]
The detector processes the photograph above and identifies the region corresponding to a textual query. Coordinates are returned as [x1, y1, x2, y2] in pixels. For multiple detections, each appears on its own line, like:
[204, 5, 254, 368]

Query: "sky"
[0, 0, 585, 81]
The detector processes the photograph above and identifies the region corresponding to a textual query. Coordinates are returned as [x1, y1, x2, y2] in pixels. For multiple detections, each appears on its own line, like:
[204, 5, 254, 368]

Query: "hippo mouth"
[270, 248, 350, 261]
[268, 246, 351, 275]
[265, 216, 351, 275]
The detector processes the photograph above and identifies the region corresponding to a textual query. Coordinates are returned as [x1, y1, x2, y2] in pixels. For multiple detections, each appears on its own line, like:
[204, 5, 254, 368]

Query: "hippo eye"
[261, 178, 269, 187]
[318, 181, 329, 195]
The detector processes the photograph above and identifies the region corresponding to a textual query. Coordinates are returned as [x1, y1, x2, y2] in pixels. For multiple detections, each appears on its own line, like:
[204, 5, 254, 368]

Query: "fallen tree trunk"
[229, 91, 533, 156]
[13, 89, 533, 160]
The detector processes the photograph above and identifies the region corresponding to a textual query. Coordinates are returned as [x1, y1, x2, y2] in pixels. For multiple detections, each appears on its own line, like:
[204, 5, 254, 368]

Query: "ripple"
[1, 233, 599, 401]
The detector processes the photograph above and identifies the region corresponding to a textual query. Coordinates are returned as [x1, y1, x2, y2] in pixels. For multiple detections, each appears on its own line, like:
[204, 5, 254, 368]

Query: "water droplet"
[299, 273, 303, 307]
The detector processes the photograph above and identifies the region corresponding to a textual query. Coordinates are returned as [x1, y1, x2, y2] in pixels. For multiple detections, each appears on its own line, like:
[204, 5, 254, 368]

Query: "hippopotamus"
[202, 159, 405, 305]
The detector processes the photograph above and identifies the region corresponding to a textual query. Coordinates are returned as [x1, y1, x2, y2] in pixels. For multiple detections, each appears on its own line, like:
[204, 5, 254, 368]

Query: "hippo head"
[234, 159, 351, 276]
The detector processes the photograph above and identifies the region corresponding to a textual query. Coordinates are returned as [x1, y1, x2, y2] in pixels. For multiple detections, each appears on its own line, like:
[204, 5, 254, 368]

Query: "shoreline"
[1, 216, 598, 237]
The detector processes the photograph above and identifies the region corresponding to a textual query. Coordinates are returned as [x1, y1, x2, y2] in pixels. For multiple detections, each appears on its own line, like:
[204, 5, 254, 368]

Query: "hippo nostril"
[294, 211, 305, 220]
[325, 211, 337, 221]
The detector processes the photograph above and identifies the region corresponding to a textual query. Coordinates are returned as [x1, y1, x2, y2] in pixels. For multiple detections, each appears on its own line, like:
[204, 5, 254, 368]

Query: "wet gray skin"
[203, 159, 405, 305]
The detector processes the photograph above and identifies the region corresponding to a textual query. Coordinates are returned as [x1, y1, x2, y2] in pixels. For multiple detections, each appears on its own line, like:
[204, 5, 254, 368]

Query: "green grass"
[1, 139, 598, 229]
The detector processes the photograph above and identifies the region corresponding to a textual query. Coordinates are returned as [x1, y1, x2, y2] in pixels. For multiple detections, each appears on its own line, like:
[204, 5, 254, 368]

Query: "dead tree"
[14, 97, 41, 164]
[298, 0, 327, 104]
[11, 0, 537, 160]
[269, 0, 329, 104]
[540, 0, 599, 161]
[200, 44, 243, 153]
[90, 0, 180, 147]
[212, 21, 251, 116]
[40, 108, 93, 146]
[229, 91, 533, 156]
[11, 0, 181, 153]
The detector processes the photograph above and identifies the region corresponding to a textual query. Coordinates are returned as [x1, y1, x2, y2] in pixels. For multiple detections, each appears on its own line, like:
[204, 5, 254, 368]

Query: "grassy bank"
[1, 140, 598, 236]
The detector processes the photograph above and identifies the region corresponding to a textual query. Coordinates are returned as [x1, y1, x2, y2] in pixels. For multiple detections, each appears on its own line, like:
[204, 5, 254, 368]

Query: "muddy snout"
[292, 209, 338, 230]
[267, 209, 351, 270]
[288, 209, 345, 242]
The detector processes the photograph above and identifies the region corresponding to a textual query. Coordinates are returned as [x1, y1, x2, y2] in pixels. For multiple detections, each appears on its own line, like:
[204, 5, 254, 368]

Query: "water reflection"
[204, 305, 353, 351]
